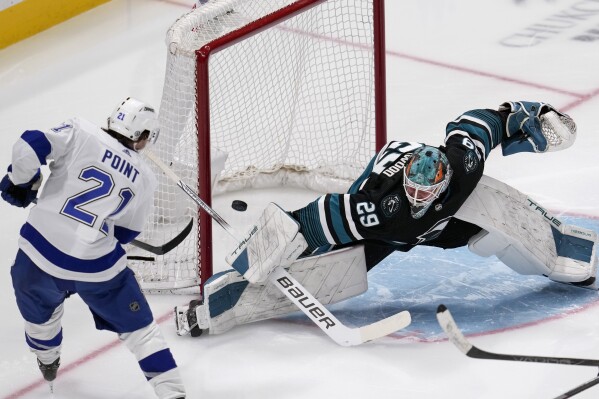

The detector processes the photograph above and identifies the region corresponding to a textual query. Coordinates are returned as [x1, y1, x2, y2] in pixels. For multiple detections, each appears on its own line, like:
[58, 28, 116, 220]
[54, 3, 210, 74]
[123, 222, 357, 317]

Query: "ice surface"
[1, 0, 599, 398]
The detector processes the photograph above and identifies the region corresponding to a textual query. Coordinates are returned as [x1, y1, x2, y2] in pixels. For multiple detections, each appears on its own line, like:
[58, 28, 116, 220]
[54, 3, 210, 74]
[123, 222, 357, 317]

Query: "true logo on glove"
[230, 225, 259, 258]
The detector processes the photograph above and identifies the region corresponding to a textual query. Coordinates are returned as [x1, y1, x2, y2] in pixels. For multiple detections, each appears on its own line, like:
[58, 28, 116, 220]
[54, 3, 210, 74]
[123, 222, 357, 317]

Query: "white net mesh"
[127, 0, 383, 293]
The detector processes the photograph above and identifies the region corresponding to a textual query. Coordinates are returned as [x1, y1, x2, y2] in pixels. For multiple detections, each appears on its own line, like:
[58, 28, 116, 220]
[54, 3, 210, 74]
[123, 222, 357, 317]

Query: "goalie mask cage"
[128, 0, 387, 293]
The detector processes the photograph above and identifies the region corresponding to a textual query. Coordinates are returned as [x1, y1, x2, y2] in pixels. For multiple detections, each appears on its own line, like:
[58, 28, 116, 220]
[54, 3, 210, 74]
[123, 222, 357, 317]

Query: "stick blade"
[357, 310, 411, 344]
[130, 218, 193, 255]
[159, 218, 193, 254]
[436, 304, 473, 355]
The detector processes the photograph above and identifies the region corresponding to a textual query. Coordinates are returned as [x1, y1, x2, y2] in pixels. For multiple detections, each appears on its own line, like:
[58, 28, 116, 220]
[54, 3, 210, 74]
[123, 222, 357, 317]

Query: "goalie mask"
[107, 97, 160, 144]
[403, 146, 452, 219]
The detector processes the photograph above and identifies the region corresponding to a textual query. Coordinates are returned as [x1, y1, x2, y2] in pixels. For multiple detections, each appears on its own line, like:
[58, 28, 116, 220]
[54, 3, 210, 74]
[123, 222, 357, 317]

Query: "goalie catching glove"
[500, 101, 576, 155]
[226, 202, 308, 284]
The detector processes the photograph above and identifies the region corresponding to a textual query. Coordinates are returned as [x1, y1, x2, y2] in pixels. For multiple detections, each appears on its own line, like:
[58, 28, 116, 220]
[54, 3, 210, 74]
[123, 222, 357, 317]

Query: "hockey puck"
[231, 200, 248, 212]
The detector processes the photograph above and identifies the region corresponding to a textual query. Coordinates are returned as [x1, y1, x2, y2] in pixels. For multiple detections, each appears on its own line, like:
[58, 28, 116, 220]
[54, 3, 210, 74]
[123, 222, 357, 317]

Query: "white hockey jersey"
[11, 117, 157, 282]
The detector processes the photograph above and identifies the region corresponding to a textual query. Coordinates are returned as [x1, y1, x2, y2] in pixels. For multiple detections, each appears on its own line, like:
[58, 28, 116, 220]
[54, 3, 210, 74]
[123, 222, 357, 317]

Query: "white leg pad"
[456, 175, 597, 283]
[199, 245, 368, 335]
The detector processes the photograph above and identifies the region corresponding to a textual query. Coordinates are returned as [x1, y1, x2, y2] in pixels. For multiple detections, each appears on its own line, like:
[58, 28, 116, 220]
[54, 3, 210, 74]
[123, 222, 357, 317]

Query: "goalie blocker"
[226, 203, 308, 284]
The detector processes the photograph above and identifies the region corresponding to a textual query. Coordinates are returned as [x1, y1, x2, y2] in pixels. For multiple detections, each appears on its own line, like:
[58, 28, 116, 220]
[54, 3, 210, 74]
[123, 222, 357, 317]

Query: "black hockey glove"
[0, 171, 42, 208]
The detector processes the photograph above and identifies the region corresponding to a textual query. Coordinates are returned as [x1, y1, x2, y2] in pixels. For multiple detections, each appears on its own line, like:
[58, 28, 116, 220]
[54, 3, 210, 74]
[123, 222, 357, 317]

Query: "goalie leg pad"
[226, 202, 308, 284]
[457, 175, 597, 283]
[549, 225, 597, 283]
[198, 245, 368, 335]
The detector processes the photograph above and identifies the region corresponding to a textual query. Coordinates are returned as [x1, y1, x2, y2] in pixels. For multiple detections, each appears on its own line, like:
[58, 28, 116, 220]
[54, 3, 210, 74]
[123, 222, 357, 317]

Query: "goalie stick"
[145, 150, 411, 346]
[437, 304, 599, 398]
[129, 218, 193, 255]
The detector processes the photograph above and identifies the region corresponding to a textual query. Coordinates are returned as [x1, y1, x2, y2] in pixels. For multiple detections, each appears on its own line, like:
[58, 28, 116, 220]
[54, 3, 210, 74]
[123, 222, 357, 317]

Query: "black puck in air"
[231, 200, 248, 212]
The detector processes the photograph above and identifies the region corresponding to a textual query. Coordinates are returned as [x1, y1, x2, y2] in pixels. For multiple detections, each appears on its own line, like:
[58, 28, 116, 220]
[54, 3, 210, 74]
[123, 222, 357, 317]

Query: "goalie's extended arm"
[445, 101, 576, 158]
[500, 101, 577, 154]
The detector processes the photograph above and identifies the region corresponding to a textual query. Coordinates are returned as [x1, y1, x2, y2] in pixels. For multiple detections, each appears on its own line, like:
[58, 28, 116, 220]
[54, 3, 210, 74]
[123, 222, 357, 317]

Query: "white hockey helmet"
[107, 97, 159, 143]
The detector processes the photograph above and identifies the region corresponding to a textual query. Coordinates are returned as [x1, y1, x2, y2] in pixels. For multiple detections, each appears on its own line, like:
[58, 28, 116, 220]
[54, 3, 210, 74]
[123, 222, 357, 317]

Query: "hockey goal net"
[127, 0, 387, 293]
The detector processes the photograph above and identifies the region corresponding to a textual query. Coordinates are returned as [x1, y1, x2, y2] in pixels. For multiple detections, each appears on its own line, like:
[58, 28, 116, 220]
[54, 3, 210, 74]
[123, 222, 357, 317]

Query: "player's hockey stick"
[145, 149, 411, 346]
[437, 304, 599, 398]
[129, 218, 193, 255]
[31, 198, 191, 256]
[554, 374, 599, 399]
[436, 304, 599, 366]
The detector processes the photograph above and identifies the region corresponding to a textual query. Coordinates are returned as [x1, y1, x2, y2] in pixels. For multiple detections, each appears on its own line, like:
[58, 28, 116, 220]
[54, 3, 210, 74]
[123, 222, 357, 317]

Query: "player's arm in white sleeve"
[9, 120, 76, 185]
[0, 120, 77, 208]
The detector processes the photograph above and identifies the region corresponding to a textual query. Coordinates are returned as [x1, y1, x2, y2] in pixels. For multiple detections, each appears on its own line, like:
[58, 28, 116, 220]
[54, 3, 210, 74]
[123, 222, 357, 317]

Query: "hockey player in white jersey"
[0, 98, 186, 399]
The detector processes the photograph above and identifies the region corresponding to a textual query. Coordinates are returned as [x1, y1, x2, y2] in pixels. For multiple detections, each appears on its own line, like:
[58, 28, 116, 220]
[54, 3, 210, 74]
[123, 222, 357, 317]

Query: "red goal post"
[128, 0, 387, 293]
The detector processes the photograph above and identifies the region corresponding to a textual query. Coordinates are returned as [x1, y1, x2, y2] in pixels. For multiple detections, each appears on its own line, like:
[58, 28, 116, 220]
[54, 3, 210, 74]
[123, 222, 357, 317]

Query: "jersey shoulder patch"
[463, 150, 479, 174]
[50, 122, 73, 133]
[380, 193, 402, 218]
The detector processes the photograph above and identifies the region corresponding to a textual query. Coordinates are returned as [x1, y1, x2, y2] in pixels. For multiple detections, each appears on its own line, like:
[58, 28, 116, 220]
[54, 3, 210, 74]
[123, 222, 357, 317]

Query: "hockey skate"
[174, 299, 204, 337]
[559, 276, 598, 291]
[37, 357, 60, 393]
[37, 358, 60, 382]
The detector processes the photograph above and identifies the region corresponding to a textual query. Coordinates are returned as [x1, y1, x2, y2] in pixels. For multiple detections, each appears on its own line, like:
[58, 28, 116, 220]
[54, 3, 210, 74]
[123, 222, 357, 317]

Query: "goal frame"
[191, 0, 388, 289]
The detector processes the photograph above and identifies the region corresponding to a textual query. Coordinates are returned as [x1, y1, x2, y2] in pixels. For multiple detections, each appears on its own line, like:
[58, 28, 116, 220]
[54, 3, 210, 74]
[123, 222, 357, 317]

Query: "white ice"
[1, 0, 599, 398]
